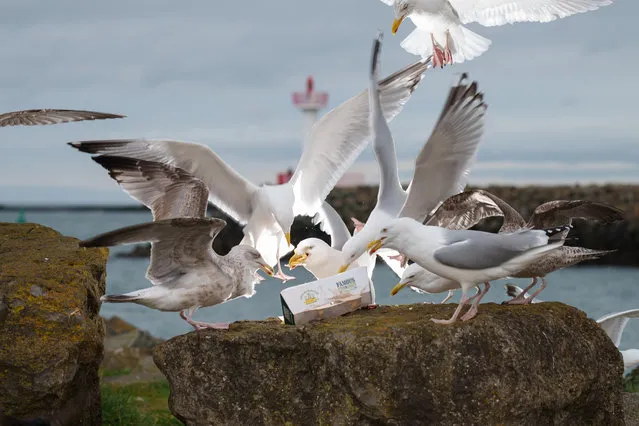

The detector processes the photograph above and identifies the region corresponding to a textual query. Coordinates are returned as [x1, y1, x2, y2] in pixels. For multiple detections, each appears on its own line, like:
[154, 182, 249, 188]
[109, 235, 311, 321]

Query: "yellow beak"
[392, 17, 404, 34]
[366, 239, 384, 254]
[338, 264, 350, 274]
[285, 232, 291, 246]
[287, 253, 308, 269]
[390, 281, 408, 296]
[260, 264, 274, 276]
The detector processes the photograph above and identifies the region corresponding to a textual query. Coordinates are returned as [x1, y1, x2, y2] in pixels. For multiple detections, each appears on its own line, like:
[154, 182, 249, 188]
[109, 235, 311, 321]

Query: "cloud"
[0, 0, 637, 204]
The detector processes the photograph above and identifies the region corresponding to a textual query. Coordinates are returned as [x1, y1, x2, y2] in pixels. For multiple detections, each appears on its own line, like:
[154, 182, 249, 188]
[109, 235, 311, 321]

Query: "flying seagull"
[379, 0, 614, 67]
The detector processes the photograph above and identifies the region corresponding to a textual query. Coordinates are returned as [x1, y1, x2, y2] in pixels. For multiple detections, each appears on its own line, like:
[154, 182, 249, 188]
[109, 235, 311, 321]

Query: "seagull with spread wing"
[68, 55, 429, 282]
[79, 156, 274, 331]
[0, 109, 124, 127]
[425, 189, 623, 303]
[337, 59, 487, 276]
[379, 0, 614, 67]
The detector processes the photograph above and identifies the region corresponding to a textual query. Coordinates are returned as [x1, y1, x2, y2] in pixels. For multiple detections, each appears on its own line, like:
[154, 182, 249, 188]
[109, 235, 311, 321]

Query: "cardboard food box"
[280, 266, 371, 325]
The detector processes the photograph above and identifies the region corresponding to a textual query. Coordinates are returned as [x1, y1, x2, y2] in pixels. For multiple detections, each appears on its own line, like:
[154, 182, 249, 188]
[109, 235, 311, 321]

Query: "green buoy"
[16, 209, 26, 223]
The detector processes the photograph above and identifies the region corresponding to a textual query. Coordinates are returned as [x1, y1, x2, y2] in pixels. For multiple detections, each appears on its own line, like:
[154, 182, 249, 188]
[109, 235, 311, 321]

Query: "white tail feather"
[400, 25, 491, 63]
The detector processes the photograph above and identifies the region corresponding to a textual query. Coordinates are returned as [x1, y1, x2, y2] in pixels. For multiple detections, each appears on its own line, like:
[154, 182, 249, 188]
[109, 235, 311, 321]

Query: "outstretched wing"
[449, 0, 612, 27]
[69, 138, 258, 224]
[398, 73, 486, 223]
[0, 109, 124, 127]
[527, 200, 625, 229]
[291, 57, 430, 216]
[80, 218, 226, 285]
[91, 156, 209, 220]
[597, 309, 639, 348]
[426, 190, 504, 230]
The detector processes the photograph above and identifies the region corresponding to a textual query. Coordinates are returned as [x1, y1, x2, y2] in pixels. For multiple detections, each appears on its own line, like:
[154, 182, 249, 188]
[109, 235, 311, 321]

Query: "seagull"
[81, 218, 273, 331]
[68, 55, 429, 283]
[505, 284, 639, 369]
[379, 0, 614, 67]
[390, 261, 460, 303]
[428, 189, 622, 303]
[0, 109, 125, 127]
[337, 56, 487, 276]
[78, 156, 274, 330]
[367, 216, 570, 324]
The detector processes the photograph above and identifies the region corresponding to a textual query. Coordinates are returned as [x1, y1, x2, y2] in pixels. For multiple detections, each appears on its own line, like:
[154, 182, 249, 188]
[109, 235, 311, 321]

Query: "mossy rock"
[154, 302, 624, 425]
[0, 223, 108, 425]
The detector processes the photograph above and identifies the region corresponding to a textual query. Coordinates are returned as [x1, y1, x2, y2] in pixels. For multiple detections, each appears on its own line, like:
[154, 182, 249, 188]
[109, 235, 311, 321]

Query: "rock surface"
[0, 223, 108, 425]
[102, 316, 165, 384]
[154, 302, 624, 425]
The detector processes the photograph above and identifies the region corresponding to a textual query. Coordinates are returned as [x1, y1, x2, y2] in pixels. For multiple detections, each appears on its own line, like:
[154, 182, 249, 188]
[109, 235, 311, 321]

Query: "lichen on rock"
[0, 223, 108, 425]
[154, 302, 625, 425]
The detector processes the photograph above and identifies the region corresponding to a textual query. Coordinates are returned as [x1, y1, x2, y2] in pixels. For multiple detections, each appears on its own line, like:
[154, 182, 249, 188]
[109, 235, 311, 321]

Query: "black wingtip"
[371, 32, 383, 78]
[544, 225, 573, 242]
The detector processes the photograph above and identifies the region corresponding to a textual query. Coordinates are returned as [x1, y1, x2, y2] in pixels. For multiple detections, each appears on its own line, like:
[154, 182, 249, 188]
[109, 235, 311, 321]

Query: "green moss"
[102, 380, 182, 425]
[103, 368, 132, 378]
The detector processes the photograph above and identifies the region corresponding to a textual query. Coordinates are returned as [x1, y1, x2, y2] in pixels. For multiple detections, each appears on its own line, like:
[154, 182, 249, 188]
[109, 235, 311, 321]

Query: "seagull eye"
[382, 228, 388, 233]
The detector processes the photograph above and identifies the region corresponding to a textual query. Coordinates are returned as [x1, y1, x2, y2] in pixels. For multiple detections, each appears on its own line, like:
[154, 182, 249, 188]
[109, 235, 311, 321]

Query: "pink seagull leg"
[431, 33, 446, 68]
[506, 277, 538, 305]
[431, 291, 471, 324]
[388, 253, 407, 267]
[524, 277, 548, 303]
[273, 241, 295, 282]
[461, 282, 491, 322]
[180, 310, 230, 330]
[440, 289, 455, 304]
[351, 218, 365, 234]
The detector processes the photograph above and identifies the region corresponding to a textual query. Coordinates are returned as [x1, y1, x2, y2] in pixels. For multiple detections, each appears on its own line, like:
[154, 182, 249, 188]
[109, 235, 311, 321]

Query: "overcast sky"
[0, 0, 637, 204]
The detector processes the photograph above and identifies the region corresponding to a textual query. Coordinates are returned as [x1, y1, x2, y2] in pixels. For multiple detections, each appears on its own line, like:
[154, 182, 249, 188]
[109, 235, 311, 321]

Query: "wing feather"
[69, 138, 257, 224]
[398, 73, 486, 222]
[91, 156, 208, 220]
[80, 218, 226, 285]
[527, 200, 625, 229]
[449, 0, 613, 27]
[291, 58, 431, 216]
[0, 109, 124, 127]
[312, 201, 352, 250]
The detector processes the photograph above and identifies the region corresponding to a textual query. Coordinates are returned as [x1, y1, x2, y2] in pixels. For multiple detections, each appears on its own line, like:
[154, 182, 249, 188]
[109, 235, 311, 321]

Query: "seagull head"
[288, 238, 334, 272]
[391, 262, 422, 296]
[366, 217, 413, 254]
[337, 224, 376, 273]
[392, 0, 413, 34]
[238, 246, 274, 280]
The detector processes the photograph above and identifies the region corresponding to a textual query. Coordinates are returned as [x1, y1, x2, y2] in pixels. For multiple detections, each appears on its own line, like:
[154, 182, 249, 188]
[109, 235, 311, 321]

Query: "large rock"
[0, 223, 108, 425]
[154, 302, 624, 425]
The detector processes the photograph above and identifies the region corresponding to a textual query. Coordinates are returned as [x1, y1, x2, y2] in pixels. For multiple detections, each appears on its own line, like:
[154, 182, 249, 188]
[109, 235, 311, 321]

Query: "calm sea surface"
[2, 210, 639, 352]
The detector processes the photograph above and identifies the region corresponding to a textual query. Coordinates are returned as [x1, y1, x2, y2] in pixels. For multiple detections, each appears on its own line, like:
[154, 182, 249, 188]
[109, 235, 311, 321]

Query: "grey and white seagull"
[80, 156, 274, 331]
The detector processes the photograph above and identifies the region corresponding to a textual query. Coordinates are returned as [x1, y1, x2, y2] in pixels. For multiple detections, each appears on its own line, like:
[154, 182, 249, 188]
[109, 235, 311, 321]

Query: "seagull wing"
[597, 309, 639, 348]
[527, 200, 626, 229]
[91, 156, 209, 220]
[425, 189, 505, 230]
[0, 109, 125, 127]
[312, 201, 352, 250]
[290, 58, 430, 216]
[69, 139, 258, 224]
[80, 218, 226, 285]
[449, 0, 613, 27]
[398, 73, 486, 223]
[369, 32, 409, 215]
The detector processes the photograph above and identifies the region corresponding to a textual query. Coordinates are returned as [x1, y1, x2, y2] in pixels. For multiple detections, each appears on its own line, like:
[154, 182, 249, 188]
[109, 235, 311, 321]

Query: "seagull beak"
[285, 232, 291, 246]
[392, 17, 404, 34]
[367, 238, 384, 254]
[338, 263, 350, 274]
[260, 263, 274, 276]
[287, 253, 307, 269]
[390, 281, 408, 296]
